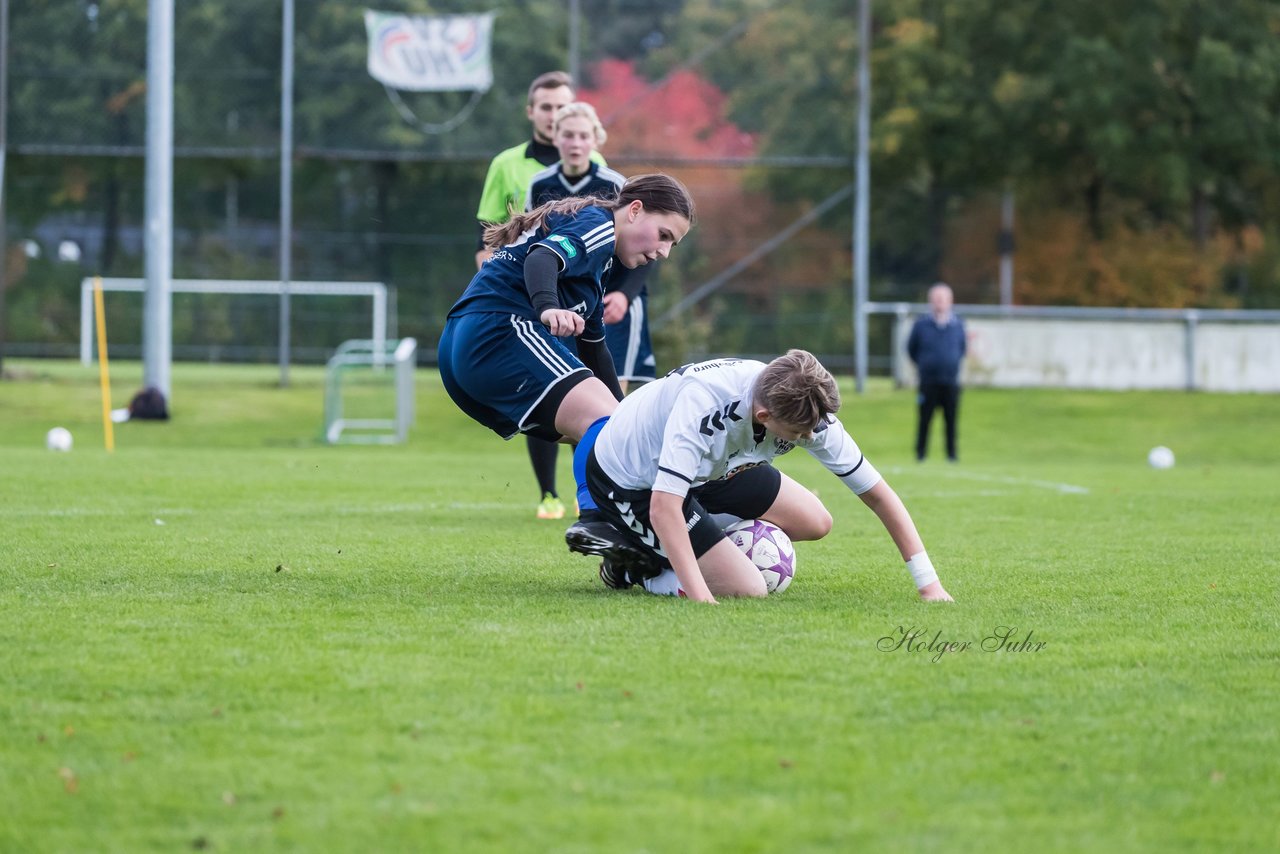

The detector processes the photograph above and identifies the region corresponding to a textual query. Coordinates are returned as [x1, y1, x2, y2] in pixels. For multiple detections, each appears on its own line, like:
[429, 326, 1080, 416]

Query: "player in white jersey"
[573, 350, 954, 604]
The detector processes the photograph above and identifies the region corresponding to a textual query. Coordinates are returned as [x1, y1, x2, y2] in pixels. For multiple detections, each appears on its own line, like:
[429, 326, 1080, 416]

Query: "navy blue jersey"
[607, 294, 656, 383]
[525, 162, 627, 210]
[907, 314, 966, 385]
[449, 206, 617, 341]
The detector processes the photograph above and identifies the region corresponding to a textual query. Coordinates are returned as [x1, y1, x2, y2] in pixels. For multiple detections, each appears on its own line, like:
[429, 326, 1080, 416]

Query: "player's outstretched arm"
[650, 491, 717, 604]
[857, 480, 954, 602]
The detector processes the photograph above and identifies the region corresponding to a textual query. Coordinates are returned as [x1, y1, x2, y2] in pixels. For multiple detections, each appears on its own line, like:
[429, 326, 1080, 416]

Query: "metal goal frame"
[323, 337, 418, 445]
[80, 278, 389, 365]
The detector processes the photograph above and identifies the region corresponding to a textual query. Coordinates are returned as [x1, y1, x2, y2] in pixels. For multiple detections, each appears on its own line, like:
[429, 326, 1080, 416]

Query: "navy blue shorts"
[606, 294, 656, 384]
[439, 312, 591, 441]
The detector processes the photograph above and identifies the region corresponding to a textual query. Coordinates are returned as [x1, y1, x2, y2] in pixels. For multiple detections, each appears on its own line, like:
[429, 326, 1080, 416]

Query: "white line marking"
[886, 466, 1090, 495]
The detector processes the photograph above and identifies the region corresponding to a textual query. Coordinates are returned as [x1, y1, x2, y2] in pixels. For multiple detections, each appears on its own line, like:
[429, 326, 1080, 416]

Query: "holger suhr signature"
[878, 626, 1047, 663]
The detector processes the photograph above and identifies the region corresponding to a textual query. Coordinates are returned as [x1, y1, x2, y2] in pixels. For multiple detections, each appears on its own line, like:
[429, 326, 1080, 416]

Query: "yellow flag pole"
[93, 276, 115, 453]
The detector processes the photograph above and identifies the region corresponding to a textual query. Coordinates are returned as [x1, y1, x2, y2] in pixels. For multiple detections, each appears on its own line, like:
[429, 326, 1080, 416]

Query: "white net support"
[323, 337, 418, 445]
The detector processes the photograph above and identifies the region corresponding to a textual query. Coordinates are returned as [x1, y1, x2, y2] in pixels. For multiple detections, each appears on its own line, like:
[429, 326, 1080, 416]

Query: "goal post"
[324, 337, 418, 445]
[80, 278, 388, 365]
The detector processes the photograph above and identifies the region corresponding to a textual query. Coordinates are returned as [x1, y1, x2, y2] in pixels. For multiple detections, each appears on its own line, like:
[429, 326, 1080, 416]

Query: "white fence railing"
[876, 303, 1280, 393]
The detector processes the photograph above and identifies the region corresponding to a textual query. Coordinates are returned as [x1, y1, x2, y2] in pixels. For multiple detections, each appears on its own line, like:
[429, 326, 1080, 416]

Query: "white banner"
[364, 10, 495, 92]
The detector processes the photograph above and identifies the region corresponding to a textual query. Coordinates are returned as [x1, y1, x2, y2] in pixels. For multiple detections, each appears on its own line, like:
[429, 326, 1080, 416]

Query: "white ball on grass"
[1147, 446, 1175, 469]
[46, 427, 74, 452]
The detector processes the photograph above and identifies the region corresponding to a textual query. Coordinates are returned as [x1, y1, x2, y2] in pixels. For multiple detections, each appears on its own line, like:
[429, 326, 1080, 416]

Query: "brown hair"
[528, 71, 574, 105]
[753, 349, 841, 431]
[485, 173, 696, 249]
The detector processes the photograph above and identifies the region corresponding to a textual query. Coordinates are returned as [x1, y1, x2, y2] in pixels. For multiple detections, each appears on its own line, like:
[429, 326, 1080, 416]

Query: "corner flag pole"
[92, 276, 115, 453]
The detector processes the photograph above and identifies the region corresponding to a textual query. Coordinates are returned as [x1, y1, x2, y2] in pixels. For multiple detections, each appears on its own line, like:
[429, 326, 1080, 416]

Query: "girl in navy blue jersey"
[439, 174, 693, 458]
[526, 104, 657, 395]
[525, 103, 628, 210]
[519, 103, 658, 521]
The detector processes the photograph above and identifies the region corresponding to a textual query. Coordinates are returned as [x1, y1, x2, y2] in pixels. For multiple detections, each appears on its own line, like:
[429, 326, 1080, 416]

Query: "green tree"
[654, 0, 1280, 305]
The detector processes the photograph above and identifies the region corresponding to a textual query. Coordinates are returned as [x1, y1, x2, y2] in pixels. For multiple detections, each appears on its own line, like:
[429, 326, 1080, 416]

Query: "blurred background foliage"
[3, 0, 1279, 370]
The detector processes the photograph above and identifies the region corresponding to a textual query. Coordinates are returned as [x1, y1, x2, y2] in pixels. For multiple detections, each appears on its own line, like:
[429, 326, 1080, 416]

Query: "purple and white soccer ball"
[725, 519, 796, 594]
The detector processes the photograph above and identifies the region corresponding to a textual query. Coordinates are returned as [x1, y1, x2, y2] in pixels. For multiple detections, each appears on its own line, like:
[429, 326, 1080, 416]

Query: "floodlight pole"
[0, 0, 10, 376]
[852, 0, 871, 393]
[143, 0, 174, 400]
[568, 0, 581, 85]
[278, 0, 295, 387]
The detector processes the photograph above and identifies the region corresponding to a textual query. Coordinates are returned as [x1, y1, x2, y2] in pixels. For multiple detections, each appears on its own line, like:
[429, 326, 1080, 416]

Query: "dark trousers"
[527, 435, 561, 497]
[916, 382, 960, 460]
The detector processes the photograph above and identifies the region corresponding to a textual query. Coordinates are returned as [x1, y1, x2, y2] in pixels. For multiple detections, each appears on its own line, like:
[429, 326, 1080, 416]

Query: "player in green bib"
[474, 71, 606, 270]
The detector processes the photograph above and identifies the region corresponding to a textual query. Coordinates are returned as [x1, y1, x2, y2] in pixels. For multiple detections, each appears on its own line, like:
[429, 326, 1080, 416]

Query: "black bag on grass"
[128, 387, 170, 420]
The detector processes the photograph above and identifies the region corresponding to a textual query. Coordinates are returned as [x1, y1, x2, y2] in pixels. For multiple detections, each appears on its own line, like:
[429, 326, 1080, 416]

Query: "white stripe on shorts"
[510, 315, 575, 377]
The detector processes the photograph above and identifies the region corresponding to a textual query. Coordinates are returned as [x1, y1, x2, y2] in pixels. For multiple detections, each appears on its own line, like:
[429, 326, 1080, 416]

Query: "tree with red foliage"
[576, 58, 756, 160]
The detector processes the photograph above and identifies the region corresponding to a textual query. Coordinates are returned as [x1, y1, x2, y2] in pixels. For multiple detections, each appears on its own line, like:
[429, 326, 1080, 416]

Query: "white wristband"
[906, 551, 938, 589]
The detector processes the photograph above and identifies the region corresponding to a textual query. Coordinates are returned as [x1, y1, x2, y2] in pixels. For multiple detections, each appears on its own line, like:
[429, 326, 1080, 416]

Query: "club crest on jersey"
[699, 401, 743, 436]
[548, 234, 577, 258]
[568, 300, 587, 316]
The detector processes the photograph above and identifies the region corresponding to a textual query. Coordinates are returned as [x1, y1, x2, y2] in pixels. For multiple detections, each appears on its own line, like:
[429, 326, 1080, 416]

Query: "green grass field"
[2, 359, 1277, 852]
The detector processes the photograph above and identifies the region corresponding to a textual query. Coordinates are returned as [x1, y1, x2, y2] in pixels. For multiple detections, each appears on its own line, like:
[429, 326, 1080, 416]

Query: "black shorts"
[585, 451, 782, 563]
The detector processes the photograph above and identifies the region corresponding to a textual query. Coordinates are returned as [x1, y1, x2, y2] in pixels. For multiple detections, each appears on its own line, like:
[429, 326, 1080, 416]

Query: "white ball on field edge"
[1147, 446, 1174, 469]
[46, 426, 74, 452]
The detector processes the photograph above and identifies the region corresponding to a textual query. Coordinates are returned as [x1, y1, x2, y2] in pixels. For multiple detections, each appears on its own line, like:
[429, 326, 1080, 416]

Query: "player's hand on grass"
[541, 308, 585, 337]
[602, 291, 629, 325]
[918, 580, 954, 602]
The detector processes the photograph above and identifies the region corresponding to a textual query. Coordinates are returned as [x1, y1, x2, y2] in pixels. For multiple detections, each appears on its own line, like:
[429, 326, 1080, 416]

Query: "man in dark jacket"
[907, 283, 966, 461]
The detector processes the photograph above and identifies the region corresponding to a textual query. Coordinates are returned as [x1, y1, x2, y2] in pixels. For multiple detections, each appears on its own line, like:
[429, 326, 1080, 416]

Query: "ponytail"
[484, 172, 695, 249]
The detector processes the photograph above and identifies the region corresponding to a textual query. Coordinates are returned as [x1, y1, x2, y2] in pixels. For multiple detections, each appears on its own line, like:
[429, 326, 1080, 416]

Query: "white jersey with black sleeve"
[593, 358, 882, 499]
